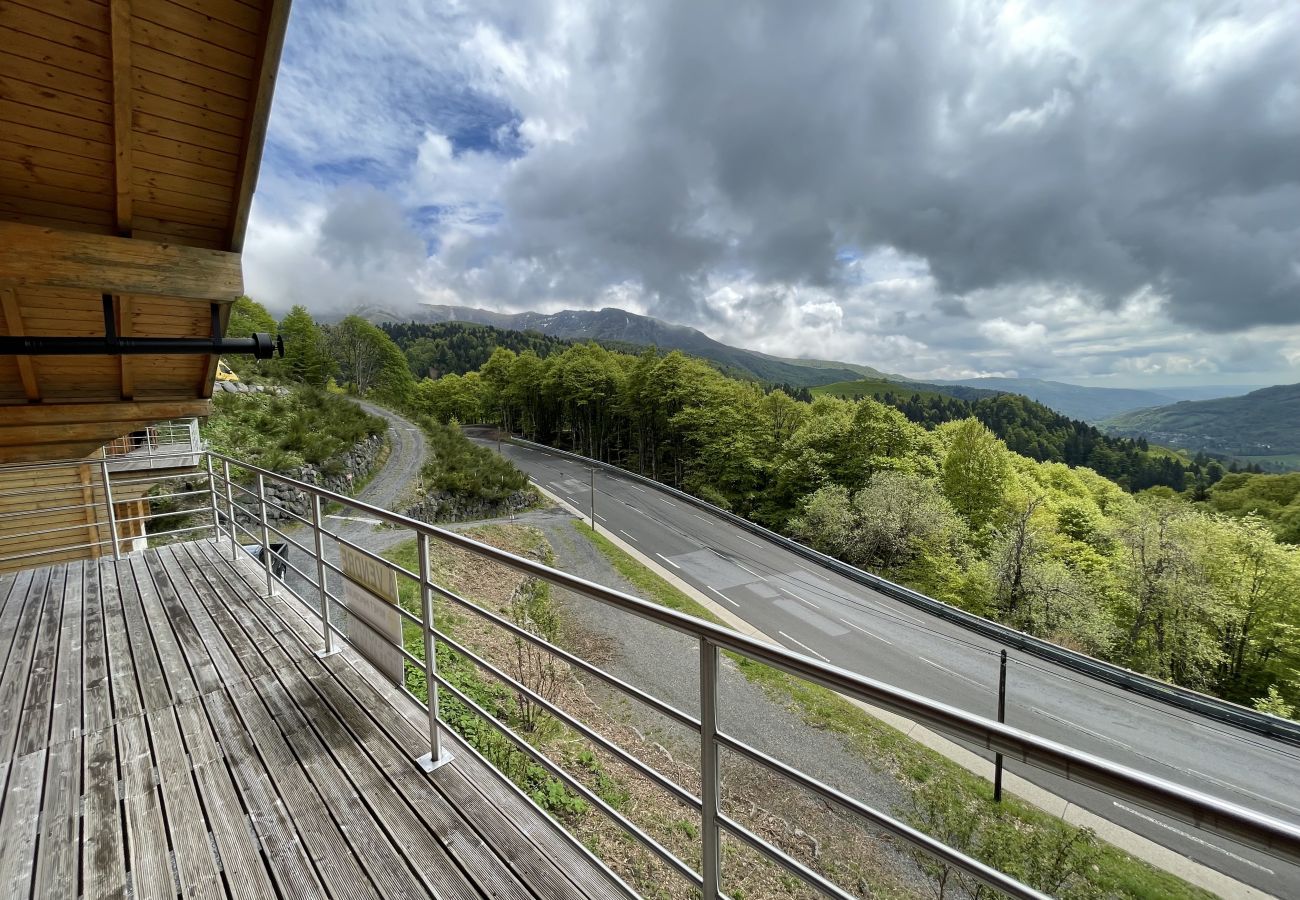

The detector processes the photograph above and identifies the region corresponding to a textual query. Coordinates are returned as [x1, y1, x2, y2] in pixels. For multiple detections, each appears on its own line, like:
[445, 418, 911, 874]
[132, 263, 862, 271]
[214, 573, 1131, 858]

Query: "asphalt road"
[481, 435, 1300, 896]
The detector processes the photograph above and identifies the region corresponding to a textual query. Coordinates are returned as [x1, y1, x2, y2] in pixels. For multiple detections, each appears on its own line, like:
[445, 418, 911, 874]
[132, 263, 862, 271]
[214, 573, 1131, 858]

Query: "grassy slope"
[1105, 383, 1300, 456]
[572, 521, 1212, 900]
[812, 378, 953, 403]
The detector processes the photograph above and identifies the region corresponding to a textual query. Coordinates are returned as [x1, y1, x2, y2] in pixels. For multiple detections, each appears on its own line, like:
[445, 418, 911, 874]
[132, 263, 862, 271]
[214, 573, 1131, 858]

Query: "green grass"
[571, 520, 1213, 900]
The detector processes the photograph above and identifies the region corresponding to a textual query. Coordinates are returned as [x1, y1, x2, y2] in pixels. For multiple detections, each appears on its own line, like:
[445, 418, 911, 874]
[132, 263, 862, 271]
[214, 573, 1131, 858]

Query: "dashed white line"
[594, 513, 607, 522]
[919, 657, 994, 693]
[654, 552, 681, 569]
[1111, 803, 1275, 874]
[692, 513, 709, 522]
[707, 586, 739, 608]
[732, 560, 761, 579]
[629, 485, 647, 494]
[778, 588, 820, 611]
[778, 630, 830, 663]
[839, 618, 893, 644]
[734, 533, 763, 548]
[618, 530, 638, 543]
[659, 497, 674, 506]
[1031, 707, 1133, 753]
[549, 481, 573, 495]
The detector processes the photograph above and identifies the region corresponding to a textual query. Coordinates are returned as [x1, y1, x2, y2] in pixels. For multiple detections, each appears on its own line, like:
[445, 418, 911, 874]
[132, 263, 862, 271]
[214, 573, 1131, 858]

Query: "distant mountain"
[1104, 383, 1300, 466]
[937, 377, 1255, 423]
[412, 304, 868, 387]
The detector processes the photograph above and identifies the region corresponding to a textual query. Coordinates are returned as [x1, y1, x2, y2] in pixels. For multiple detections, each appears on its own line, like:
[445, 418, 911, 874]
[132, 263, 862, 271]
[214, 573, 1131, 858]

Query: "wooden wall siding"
[0, 464, 109, 573]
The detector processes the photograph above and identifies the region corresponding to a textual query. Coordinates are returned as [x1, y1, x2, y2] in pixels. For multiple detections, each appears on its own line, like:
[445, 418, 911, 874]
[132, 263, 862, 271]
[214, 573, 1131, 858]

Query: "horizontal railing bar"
[715, 732, 1048, 899]
[140, 523, 218, 542]
[427, 576, 701, 731]
[431, 671, 703, 888]
[108, 469, 204, 488]
[0, 500, 103, 520]
[254, 516, 317, 560]
[315, 528, 419, 581]
[717, 814, 859, 900]
[0, 538, 111, 565]
[7, 519, 111, 541]
[434, 627, 702, 812]
[197, 450, 1300, 861]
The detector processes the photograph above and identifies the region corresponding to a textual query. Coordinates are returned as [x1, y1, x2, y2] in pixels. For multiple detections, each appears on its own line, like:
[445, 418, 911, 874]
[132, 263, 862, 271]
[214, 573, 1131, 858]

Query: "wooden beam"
[110, 0, 133, 235]
[0, 222, 243, 300]
[229, 0, 291, 252]
[0, 399, 210, 426]
[196, 301, 230, 398]
[0, 288, 41, 401]
[116, 294, 134, 399]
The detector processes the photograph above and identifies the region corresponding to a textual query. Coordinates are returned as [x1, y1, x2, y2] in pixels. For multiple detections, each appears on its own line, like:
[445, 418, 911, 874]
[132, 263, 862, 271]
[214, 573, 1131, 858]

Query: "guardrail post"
[417, 531, 453, 773]
[311, 494, 338, 658]
[99, 459, 121, 561]
[994, 649, 1007, 802]
[699, 638, 721, 900]
[256, 472, 274, 599]
[222, 459, 238, 560]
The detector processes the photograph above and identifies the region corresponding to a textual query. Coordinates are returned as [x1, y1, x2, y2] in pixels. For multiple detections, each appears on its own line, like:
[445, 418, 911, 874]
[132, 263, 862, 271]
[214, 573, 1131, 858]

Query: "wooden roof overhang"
[0, 0, 291, 463]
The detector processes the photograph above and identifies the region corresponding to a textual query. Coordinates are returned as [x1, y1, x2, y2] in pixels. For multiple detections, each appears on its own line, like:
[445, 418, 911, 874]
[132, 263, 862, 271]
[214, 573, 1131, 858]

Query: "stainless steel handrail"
[5, 449, 1298, 899]
[198, 449, 1300, 900]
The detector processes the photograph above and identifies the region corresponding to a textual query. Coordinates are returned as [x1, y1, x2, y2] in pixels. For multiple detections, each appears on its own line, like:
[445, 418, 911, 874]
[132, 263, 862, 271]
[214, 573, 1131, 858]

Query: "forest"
[231, 299, 1300, 717]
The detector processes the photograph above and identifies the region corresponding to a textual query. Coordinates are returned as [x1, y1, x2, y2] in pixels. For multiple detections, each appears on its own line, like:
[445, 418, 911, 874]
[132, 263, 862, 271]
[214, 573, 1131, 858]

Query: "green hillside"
[1105, 383, 1300, 468]
[813, 378, 951, 402]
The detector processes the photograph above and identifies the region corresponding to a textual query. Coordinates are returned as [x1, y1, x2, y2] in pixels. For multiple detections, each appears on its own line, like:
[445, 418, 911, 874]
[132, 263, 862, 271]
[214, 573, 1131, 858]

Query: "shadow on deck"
[0, 540, 628, 900]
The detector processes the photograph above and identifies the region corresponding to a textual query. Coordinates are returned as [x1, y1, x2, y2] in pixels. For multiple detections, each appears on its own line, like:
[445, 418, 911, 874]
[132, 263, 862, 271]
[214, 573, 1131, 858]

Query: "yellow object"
[215, 359, 240, 382]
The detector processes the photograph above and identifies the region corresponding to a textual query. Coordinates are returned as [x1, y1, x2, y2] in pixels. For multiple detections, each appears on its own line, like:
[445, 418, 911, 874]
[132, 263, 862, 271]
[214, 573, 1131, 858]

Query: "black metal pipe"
[0, 332, 282, 358]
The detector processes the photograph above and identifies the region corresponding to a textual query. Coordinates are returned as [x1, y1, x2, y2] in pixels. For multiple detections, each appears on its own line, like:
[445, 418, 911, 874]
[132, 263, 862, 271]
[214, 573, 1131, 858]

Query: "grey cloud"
[482, 0, 1299, 332]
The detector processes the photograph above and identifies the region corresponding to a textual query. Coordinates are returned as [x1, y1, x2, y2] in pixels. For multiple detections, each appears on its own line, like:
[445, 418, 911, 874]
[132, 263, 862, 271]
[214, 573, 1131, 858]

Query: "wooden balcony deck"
[0, 540, 629, 900]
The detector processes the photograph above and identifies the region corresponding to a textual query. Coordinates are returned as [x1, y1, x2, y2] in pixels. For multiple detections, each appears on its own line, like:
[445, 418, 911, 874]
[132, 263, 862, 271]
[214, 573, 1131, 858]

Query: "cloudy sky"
[244, 0, 1300, 388]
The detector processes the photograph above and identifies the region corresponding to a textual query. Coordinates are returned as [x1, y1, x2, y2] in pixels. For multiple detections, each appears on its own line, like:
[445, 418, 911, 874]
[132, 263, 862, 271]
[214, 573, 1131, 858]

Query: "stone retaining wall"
[233, 432, 387, 524]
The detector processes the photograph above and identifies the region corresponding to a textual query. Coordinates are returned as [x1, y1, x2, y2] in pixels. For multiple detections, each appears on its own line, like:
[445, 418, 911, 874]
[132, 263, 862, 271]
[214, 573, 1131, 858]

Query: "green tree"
[278, 305, 334, 386]
[941, 418, 1011, 531]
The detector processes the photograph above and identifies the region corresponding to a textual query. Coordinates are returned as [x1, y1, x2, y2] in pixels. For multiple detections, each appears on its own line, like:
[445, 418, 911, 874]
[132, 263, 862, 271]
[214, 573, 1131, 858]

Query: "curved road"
[480, 435, 1300, 897]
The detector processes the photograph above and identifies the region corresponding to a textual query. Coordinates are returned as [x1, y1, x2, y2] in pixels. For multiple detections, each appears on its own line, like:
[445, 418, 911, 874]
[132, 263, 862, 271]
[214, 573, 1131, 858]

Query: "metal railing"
[103, 418, 203, 472]
[5, 450, 1300, 898]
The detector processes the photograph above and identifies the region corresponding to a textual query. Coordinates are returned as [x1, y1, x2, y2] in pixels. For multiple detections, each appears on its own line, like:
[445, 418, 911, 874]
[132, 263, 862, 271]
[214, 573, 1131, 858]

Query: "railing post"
[311, 494, 338, 658]
[205, 453, 221, 543]
[417, 531, 453, 773]
[99, 459, 121, 561]
[994, 649, 1007, 802]
[256, 472, 274, 599]
[699, 638, 721, 899]
[222, 459, 238, 560]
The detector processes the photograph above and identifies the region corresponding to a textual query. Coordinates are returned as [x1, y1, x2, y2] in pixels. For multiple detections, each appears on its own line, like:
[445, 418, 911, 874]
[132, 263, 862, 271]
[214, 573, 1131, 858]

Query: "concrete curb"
[531, 483, 1267, 899]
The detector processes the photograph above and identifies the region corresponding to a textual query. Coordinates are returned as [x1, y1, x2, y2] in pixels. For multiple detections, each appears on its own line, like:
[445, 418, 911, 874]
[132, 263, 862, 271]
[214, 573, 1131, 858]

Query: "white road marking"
[919, 657, 994, 693]
[326, 514, 383, 526]
[778, 630, 830, 663]
[734, 533, 764, 548]
[623, 502, 649, 517]
[629, 485, 647, 493]
[550, 481, 573, 495]
[732, 560, 762, 579]
[1184, 768, 1300, 819]
[594, 513, 607, 522]
[655, 552, 681, 569]
[692, 513, 709, 522]
[778, 587, 820, 610]
[840, 618, 893, 644]
[618, 530, 638, 543]
[1030, 706, 1134, 752]
[707, 586, 739, 608]
[1112, 802, 1275, 874]
[659, 497, 674, 506]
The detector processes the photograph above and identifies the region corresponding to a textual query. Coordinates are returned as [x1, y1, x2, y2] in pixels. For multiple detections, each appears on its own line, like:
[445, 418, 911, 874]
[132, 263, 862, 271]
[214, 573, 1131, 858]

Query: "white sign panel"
[338, 545, 404, 685]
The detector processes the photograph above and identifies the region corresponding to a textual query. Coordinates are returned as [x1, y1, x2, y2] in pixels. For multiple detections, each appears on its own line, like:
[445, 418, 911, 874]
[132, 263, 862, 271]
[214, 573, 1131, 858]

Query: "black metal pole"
[590, 465, 596, 528]
[994, 648, 1007, 802]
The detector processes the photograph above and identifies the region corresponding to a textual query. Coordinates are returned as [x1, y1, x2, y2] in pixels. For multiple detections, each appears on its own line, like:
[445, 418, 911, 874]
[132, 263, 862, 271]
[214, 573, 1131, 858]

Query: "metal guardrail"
[195, 450, 1300, 900]
[505, 436, 1300, 746]
[6, 449, 1300, 898]
[103, 418, 203, 472]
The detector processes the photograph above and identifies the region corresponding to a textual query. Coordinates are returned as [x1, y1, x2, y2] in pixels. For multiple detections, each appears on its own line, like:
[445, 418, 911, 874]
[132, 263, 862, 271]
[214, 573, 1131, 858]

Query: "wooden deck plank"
[112, 559, 172, 713]
[97, 560, 144, 722]
[13, 565, 66, 759]
[201, 690, 327, 900]
[33, 738, 80, 899]
[254, 674, 431, 900]
[82, 725, 128, 900]
[81, 561, 114, 736]
[0, 749, 45, 899]
[0, 545, 629, 900]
